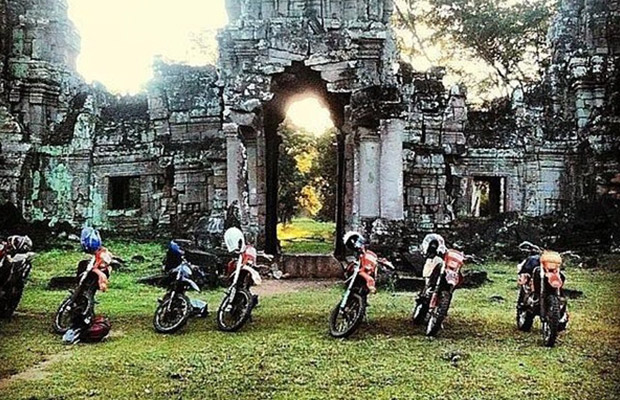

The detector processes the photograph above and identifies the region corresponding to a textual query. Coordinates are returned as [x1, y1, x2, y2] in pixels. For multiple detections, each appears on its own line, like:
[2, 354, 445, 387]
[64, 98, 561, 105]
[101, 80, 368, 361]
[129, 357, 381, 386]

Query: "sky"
[66, 0, 228, 94]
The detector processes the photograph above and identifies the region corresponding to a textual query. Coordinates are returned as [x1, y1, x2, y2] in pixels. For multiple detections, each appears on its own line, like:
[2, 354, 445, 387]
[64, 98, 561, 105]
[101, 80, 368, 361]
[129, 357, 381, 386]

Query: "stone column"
[224, 123, 240, 205]
[379, 118, 404, 220]
[358, 127, 380, 218]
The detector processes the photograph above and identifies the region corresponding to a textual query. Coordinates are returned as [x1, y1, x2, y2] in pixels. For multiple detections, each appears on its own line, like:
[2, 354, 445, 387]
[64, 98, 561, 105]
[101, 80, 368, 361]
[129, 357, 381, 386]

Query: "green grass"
[277, 217, 336, 254]
[1, 242, 619, 399]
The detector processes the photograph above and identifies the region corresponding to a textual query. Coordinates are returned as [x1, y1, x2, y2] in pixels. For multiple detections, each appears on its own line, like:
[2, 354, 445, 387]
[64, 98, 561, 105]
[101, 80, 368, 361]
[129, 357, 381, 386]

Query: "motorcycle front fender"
[182, 277, 200, 292]
[545, 271, 563, 289]
[445, 269, 460, 287]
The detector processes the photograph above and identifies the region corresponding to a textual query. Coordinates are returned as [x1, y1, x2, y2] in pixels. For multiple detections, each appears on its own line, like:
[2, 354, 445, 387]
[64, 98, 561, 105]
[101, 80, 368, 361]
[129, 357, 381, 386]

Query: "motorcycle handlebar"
[518, 241, 543, 253]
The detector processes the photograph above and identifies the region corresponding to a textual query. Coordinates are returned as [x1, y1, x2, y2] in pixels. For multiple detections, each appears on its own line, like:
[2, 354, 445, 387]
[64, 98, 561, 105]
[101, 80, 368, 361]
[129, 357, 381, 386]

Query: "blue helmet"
[80, 227, 102, 254]
[168, 241, 184, 256]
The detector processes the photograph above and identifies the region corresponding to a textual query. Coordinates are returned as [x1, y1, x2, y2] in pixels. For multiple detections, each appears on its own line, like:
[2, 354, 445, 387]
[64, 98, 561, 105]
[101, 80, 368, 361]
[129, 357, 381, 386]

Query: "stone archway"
[262, 62, 350, 254]
[219, 0, 406, 254]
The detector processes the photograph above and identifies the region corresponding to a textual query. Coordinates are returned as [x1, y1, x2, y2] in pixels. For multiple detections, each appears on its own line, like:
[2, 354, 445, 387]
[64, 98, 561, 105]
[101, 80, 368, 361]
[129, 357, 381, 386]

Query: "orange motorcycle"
[328, 231, 394, 338]
[516, 241, 575, 347]
[412, 246, 473, 336]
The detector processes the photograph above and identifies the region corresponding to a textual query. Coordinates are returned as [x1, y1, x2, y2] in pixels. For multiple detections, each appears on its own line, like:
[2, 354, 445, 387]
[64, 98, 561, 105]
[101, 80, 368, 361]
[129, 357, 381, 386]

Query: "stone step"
[278, 254, 344, 279]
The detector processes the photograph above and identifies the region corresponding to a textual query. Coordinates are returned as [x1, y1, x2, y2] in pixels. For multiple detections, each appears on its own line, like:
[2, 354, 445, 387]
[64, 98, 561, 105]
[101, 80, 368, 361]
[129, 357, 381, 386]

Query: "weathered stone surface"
[0, 0, 618, 258]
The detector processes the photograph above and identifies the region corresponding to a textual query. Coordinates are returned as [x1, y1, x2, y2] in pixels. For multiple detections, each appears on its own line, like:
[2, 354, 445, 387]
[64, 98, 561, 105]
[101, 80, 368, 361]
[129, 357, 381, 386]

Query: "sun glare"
[66, 0, 228, 94]
[285, 97, 334, 136]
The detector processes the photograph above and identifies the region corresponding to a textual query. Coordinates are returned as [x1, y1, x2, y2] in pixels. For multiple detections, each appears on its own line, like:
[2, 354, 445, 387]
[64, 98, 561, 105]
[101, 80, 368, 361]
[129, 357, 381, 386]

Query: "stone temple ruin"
[0, 0, 618, 255]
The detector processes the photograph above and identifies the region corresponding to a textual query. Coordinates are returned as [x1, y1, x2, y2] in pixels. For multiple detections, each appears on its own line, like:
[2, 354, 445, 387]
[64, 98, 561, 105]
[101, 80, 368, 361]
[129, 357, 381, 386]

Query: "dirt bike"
[412, 249, 475, 336]
[216, 245, 272, 332]
[516, 241, 575, 347]
[0, 244, 36, 318]
[153, 259, 208, 334]
[328, 250, 394, 338]
[53, 248, 121, 334]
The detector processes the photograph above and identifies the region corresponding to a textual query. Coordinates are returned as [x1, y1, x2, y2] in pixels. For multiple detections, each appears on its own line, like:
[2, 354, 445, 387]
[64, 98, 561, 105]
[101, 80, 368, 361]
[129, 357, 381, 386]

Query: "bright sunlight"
[285, 97, 334, 136]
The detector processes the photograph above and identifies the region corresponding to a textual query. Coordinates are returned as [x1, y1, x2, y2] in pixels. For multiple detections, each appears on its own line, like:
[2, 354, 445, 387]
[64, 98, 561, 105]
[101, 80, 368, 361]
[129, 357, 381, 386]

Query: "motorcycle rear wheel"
[53, 291, 94, 334]
[216, 287, 253, 332]
[542, 294, 561, 347]
[329, 293, 366, 338]
[516, 288, 534, 332]
[426, 291, 452, 337]
[0, 280, 25, 319]
[153, 293, 192, 334]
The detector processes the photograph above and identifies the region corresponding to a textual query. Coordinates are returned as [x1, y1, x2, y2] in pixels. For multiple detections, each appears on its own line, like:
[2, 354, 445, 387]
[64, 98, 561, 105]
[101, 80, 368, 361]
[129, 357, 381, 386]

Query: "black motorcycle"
[515, 241, 574, 347]
[153, 261, 207, 334]
[53, 252, 121, 334]
[0, 249, 36, 318]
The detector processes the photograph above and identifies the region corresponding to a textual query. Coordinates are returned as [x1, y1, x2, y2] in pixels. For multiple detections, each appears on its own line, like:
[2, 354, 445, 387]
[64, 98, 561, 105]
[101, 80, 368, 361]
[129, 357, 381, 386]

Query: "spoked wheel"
[328, 293, 366, 338]
[426, 291, 452, 337]
[516, 288, 534, 332]
[542, 294, 561, 347]
[53, 292, 94, 334]
[153, 294, 192, 334]
[216, 288, 253, 332]
[412, 296, 429, 325]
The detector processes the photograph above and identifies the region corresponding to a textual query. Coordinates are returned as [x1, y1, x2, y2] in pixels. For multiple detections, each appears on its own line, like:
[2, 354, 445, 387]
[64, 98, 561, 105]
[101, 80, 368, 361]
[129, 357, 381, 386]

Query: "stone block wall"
[0, 0, 617, 253]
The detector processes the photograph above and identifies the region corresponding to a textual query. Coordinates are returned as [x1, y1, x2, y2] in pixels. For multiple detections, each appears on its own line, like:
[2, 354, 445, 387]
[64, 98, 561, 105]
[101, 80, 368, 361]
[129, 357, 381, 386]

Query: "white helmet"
[224, 227, 245, 253]
[343, 231, 365, 252]
[420, 233, 446, 257]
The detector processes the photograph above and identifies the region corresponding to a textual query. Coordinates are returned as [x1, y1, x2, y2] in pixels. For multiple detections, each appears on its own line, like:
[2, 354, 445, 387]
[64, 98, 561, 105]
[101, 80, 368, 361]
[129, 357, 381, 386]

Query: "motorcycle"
[216, 242, 272, 332]
[0, 236, 35, 318]
[515, 241, 574, 347]
[153, 258, 208, 334]
[328, 247, 395, 338]
[412, 248, 474, 336]
[53, 247, 120, 335]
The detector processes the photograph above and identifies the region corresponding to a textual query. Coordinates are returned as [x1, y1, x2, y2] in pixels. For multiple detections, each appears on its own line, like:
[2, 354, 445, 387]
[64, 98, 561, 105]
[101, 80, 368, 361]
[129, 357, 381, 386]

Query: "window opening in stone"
[274, 95, 338, 254]
[108, 176, 140, 210]
[471, 176, 504, 217]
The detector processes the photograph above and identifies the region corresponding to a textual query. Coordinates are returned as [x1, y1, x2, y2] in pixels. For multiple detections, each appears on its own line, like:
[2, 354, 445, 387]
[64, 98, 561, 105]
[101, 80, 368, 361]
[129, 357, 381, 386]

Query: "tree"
[277, 123, 316, 224]
[394, 0, 555, 100]
[310, 128, 338, 222]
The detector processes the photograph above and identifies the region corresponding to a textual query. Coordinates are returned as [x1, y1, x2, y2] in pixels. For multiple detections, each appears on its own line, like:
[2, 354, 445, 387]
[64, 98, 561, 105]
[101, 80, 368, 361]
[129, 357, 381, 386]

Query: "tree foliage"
[310, 128, 338, 222]
[394, 0, 556, 99]
[277, 124, 338, 224]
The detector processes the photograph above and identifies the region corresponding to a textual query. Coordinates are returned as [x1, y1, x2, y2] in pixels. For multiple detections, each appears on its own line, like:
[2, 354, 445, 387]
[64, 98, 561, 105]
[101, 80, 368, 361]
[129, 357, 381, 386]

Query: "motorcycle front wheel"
[516, 288, 535, 332]
[542, 294, 561, 347]
[328, 292, 366, 338]
[216, 287, 253, 332]
[426, 291, 452, 337]
[53, 291, 94, 334]
[153, 293, 192, 334]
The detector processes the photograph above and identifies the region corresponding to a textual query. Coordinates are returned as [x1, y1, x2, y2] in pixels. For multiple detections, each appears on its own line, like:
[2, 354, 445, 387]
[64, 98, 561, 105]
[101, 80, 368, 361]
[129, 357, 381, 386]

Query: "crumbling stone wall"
[0, 1, 226, 235]
[0, 0, 617, 254]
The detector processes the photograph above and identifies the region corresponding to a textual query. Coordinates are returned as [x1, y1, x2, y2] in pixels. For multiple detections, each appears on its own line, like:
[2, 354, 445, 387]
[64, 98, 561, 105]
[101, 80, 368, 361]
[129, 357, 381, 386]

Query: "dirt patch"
[0, 352, 71, 390]
[253, 279, 338, 297]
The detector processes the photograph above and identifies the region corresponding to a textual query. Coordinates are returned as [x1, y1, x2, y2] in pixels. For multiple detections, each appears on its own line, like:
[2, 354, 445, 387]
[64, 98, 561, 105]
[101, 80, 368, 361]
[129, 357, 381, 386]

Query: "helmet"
[421, 234, 446, 258]
[168, 241, 184, 256]
[80, 227, 102, 254]
[343, 231, 365, 252]
[7, 235, 32, 253]
[224, 227, 245, 253]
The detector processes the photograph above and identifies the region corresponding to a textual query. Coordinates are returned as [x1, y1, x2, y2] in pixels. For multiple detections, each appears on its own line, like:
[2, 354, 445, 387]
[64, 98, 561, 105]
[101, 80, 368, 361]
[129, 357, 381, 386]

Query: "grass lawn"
[277, 217, 336, 254]
[1, 240, 619, 399]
